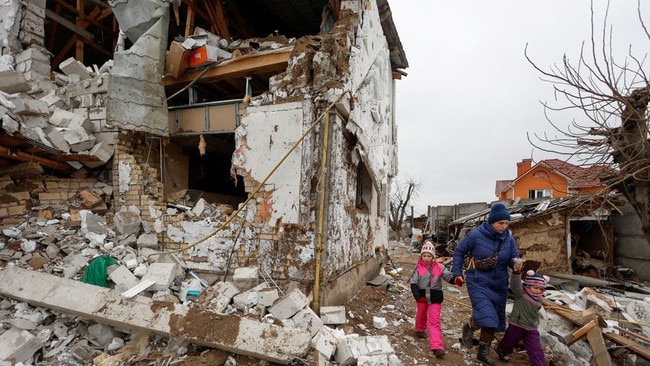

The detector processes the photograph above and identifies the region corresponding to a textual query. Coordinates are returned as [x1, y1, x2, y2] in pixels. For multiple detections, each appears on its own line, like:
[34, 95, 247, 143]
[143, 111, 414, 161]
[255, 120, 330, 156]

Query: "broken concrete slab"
[0, 326, 44, 363]
[0, 267, 311, 364]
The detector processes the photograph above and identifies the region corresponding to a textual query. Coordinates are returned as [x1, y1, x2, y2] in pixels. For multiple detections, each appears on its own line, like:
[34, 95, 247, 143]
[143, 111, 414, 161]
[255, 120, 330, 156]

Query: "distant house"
[496, 159, 616, 201]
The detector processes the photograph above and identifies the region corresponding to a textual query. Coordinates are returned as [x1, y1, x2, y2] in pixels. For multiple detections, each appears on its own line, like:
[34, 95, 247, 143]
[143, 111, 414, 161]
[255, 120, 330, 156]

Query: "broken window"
[528, 189, 552, 199]
[355, 162, 372, 211]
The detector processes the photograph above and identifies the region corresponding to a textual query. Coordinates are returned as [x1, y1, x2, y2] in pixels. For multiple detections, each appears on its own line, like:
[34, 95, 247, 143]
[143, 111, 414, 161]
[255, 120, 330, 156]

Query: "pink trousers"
[415, 302, 443, 350]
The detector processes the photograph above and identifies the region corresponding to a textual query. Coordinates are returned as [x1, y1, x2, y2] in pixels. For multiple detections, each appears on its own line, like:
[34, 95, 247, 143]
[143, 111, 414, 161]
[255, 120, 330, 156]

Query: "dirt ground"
[168, 241, 562, 366]
[337, 241, 546, 366]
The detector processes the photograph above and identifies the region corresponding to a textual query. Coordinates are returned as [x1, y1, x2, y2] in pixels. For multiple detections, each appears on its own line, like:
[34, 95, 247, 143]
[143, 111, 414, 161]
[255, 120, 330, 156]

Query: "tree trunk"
[609, 88, 650, 231]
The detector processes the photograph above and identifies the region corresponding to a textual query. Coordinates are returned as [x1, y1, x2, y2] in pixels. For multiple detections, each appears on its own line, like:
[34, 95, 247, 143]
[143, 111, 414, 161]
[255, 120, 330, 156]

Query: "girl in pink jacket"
[408, 241, 455, 358]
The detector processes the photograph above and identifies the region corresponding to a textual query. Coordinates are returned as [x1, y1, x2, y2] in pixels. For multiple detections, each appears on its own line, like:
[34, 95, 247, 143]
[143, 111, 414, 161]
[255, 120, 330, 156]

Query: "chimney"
[517, 159, 532, 177]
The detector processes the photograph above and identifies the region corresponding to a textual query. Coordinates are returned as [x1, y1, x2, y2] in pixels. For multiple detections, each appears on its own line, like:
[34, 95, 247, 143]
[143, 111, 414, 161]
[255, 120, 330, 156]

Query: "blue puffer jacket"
[452, 222, 519, 331]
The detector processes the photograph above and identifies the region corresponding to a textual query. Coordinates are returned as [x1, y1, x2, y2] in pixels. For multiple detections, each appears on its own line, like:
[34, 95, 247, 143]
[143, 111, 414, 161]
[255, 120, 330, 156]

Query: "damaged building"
[0, 0, 409, 363]
[448, 194, 650, 283]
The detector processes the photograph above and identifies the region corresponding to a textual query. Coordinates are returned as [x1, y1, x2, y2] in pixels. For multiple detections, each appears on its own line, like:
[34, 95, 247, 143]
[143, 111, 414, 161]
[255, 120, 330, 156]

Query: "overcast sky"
[389, 1, 648, 215]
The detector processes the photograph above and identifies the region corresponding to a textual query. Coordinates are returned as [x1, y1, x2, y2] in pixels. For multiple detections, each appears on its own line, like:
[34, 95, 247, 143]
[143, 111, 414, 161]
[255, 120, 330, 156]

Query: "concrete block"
[94, 132, 118, 145]
[46, 128, 71, 153]
[9, 95, 49, 115]
[16, 58, 50, 76]
[214, 281, 240, 299]
[59, 57, 92, 79]
[84, 142, 114, 168]
[333, 336, 394, 366]
[140, 262, 178, 291]
[232, 282, 269, 312]
[89, 107, 106, 120]
[232, 266, 258, 291]
[257, 287, 279, 307]
[283, 306, 323, 337]
[268, 288, 309, 320]
[108, 265, 139, 292]
[21, 115, 48, 129]
[0, 70, 30, 94]
[208, 291, 232, 313]
[63, 127, 96, 152]
[22, 70, 48, 82]
[0, 327, 44, 363]
[320, 305, 347, 325]
[50, 107, 82, 127]
[39, 91, 65, 109]
[113, 210, 141, 235]
[15, 45, 50, 65]
[312, 326, 340, 360]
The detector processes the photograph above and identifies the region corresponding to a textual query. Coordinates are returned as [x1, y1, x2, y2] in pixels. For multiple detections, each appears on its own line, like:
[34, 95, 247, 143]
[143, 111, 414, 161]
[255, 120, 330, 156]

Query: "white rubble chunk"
[108, 265, 139, 292]
[232, 282, 269, 312]
[312, 325, 341, 360]
[268, 287, 309, 320]
[320, 305, 347, 325]
[59, 57, 92, 79]
[0, 327, 44, 363]
[334, 335, 395, 366]
[232, 266, 258, 291]
[257, 287, 279, 307]
[63, 126, 96, 152]
[88, 323, 119, 347]
[140, 262, 178, 291]
[282, 306, 323, 337]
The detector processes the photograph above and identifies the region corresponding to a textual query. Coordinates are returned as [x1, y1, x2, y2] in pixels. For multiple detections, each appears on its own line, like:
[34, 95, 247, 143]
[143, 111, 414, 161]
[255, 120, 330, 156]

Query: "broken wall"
[511, 212, 571, 273]
[227, 0, 395, 305]
[111, 131, 166, 239]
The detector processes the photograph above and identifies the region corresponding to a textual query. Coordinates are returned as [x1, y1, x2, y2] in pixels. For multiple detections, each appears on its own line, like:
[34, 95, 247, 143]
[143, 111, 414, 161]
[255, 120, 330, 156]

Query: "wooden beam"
[163, 48, 292, 88]
[76, 0, 85, 61]
[605, 333, 650, 361]
[48, 3, 62, 51]
[543, 302, 612, 366]
[211, 0, 230, 40]
[51, 7, 103, 68]
[0, 145, 72, 172]
[184, 5, 195, 38]
[45, 9, 94, 41]
[50, 0, 115, 34]
[181, 0, 212, 29]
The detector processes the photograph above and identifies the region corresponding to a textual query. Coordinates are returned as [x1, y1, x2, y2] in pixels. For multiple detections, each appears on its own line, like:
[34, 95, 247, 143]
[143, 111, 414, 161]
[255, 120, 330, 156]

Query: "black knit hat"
[488, 203, 511, 224]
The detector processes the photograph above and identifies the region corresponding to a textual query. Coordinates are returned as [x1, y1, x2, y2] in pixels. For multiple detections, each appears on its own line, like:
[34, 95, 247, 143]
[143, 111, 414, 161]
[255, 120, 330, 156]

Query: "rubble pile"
[0, 190, 404, 365]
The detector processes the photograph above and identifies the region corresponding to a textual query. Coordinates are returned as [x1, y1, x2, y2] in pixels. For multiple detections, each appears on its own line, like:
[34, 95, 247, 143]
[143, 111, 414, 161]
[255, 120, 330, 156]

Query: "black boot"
[461, 323, 474, 347]
[477, 341, 497, 366]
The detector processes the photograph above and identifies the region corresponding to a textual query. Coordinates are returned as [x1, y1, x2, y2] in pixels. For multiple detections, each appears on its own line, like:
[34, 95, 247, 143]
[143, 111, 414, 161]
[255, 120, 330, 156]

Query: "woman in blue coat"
[452, 203, 521, 366]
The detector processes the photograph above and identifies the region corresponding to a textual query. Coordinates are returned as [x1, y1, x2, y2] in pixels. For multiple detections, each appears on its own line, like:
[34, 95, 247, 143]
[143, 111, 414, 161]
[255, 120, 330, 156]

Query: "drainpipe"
[313, 110, 331, 314]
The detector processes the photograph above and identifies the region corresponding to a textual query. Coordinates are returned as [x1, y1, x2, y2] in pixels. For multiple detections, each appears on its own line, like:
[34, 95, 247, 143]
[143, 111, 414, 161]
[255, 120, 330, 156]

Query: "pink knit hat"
[420, 241, 436, 258]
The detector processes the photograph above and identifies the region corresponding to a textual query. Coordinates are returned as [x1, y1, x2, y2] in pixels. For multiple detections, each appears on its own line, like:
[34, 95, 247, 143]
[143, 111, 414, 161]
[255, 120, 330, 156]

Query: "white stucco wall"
[233, 101, 306, 225]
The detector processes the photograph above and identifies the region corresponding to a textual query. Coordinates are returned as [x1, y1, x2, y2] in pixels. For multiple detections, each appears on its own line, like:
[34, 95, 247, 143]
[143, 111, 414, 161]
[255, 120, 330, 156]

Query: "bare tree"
[389, 177, 421, 238]
[525, 0, 650, 232]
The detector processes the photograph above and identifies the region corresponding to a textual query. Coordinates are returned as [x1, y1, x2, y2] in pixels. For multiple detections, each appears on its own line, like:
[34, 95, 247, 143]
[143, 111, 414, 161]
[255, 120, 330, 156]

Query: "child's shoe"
[495, 345, 511, 362]
[431, 349, 445, 358]
[415, 331, 426, 339]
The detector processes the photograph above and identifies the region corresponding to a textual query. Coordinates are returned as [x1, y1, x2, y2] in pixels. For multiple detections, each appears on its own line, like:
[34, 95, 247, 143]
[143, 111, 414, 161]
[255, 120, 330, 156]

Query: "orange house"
[496, 159, 616, 201]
